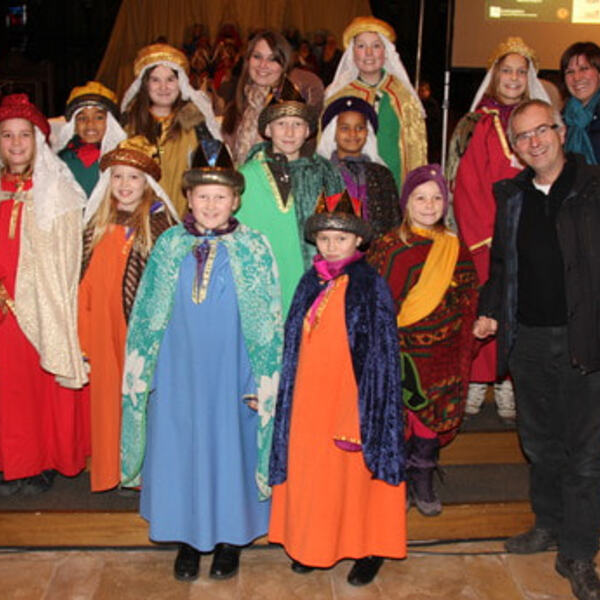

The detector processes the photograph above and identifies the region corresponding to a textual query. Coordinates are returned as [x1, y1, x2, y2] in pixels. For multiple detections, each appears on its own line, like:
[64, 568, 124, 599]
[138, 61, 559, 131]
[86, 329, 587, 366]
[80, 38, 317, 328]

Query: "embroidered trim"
[262, 155, 294, 213]
[303, 276, 346, 334]
[0, 189, 32, 239]
[333, 435, 361, 444]
[468, 237, 492, 252]
[481, 107, 514, 162]
[192, 239, 217, 303]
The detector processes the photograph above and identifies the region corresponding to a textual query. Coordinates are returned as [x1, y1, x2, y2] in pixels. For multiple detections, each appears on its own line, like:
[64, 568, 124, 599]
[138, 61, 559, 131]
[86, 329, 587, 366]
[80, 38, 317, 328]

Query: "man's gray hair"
[507, 99, 565, 146]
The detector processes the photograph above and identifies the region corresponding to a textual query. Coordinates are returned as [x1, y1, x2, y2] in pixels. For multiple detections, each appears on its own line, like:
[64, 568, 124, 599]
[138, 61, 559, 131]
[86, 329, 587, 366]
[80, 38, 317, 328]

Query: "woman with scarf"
[0, 94, 88, 496]
[324, 16, 427, 193]
[561, 41, 600, 164]
[269, 191, 405, 586]
[449, 37, 549, 420]
[221, 30, 293, 166]
[79, 136, 177, 492]
[121, 43, 221, 216]
[368, 165, 478, 516]
[121, 142, 283, 582]
[318, 95, 401, 237]
[54, 81, 126, 197]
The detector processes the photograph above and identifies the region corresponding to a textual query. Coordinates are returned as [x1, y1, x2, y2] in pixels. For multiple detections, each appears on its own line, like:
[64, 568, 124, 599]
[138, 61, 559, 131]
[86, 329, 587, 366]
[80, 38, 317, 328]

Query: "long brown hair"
[221, 30, 292, 135]
[122, 66, 187, 144]
[90, 180, 158, 257]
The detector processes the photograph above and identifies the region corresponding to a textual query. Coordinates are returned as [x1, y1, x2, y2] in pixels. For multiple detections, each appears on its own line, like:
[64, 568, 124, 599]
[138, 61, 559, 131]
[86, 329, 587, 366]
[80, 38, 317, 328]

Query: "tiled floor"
[0, 541, 581, 599]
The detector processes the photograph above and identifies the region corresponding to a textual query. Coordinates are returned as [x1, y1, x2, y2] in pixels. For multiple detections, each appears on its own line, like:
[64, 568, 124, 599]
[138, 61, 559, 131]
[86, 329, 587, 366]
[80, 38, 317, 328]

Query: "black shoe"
[22, 470, 55, 496]
[504, 527, 557, 554]
[0, 474, 23, 497]
[556, 555, 600, 600]
[174, 543, 200, 581]
[347, 556, 384, 586]
[291, 560, 315, 574]
[209, 543, 240, 580]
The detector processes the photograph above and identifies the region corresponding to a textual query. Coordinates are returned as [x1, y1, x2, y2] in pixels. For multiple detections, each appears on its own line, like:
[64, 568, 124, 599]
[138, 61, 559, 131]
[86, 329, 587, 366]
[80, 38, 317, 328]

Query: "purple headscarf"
[399, 163, 449, 216]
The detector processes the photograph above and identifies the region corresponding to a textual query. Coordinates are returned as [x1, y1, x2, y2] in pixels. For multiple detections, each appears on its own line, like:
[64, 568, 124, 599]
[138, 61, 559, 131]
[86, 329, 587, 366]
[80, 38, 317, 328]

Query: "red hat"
[0, 94, 50, 139]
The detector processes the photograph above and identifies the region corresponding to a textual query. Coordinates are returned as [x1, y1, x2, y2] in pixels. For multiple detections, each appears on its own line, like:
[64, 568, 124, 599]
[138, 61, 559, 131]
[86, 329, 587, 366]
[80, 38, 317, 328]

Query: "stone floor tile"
[45, 551, 104, 599]
[239, 551, 334, 600]
[505, 552, 574, 599]
[0, 551, 58, 600]
[92, 550, 190, 600]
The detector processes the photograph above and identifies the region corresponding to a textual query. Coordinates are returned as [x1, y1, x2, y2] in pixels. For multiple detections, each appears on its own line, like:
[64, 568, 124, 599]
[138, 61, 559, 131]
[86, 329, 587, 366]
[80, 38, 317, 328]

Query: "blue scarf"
[564, 89, 600, 165]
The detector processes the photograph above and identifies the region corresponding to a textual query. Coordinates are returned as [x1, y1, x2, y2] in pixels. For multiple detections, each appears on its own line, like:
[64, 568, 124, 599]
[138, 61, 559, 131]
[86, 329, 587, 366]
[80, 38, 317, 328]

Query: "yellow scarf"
[397, 227, 460, 328]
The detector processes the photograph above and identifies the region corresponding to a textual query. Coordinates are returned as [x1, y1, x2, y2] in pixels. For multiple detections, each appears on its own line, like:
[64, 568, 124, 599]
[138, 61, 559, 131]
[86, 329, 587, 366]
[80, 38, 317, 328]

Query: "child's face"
[334, 111, 368, 158]
[315, 229, 362, 262]
[0, 118, 34, 174]
[75, 106, 107, 144]
[187, 183, 238, 232]
[265, 115, 310, 161]
[406, 181, 444, 230]
[111, 165, 147, 212]
[147, 65, 180, 111]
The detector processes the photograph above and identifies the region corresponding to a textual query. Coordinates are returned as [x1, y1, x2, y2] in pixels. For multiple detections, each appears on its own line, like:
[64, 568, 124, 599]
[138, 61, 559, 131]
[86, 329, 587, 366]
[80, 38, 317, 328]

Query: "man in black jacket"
[474, 99, 600, 600]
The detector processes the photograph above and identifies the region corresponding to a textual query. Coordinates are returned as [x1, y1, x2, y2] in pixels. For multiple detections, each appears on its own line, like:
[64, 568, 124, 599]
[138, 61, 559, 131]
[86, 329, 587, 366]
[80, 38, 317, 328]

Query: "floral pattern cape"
[121, 223, 283, 499]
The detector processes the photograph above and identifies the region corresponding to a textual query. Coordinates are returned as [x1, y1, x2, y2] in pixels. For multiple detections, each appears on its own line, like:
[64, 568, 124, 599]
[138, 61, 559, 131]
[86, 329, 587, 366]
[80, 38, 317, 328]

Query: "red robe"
[0, 174, 89, 480]
[453, 105, 522, 382]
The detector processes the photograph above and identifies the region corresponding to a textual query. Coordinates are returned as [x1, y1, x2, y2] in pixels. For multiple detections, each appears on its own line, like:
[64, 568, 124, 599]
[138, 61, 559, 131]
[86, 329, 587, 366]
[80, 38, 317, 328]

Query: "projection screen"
[452, 0, 600, 69]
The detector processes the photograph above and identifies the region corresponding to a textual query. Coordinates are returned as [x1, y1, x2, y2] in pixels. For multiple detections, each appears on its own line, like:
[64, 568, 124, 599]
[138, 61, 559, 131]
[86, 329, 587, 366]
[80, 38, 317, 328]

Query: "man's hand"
[473, 316, 498, 339]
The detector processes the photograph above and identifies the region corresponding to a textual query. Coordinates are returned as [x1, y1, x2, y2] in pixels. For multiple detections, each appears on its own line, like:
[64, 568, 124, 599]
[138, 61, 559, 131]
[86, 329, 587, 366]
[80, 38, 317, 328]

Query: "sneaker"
[504, 527, 557, 554]
[494, 379, 516, 421]
[465, 383, 487, 415]
[556, 555, 600, 600]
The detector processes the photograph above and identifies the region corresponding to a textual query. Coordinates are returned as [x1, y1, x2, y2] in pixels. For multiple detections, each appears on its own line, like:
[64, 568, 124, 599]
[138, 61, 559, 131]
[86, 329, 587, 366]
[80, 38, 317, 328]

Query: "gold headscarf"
[133, 43, 189, 77]
[342, 16, 396, 49]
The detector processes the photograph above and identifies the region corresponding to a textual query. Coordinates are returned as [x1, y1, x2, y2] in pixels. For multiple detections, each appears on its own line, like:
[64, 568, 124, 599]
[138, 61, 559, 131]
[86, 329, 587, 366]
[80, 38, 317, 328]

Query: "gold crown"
[67, 81, 117, 106]
[342, 16, 396, 49]
[134, 43, 189, 77]
[100, 135, 161, 181]
[487, 37, 538, 70]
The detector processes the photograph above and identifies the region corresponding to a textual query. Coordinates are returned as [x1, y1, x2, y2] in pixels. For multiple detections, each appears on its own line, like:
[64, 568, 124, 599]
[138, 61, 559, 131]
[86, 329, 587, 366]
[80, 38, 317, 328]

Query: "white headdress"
[325, 26, 425, 118]
[52, 110, 126, 155]
[469, 37, 550, 111]
[121, 45, 221, 140]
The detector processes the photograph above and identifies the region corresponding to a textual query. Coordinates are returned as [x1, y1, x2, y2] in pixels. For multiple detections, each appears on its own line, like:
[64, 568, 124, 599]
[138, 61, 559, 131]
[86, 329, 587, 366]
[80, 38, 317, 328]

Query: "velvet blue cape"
[269, 258, 405, 486]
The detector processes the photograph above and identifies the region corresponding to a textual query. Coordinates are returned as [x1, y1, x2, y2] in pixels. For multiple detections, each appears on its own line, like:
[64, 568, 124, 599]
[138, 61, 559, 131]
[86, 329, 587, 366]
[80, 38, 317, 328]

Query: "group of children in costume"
[0, 14, 482, 588]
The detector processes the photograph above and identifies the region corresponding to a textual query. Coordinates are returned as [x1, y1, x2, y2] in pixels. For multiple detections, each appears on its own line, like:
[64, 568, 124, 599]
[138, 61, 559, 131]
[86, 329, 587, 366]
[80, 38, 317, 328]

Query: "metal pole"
[441, 0, 455, 172]
[415, 0, 425, 90]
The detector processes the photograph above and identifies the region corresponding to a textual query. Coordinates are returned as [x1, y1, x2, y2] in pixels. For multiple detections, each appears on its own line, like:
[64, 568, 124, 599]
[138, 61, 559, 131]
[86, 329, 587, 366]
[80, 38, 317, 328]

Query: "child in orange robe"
[78, 136, 177, 491]
[269, 191, 406, 586]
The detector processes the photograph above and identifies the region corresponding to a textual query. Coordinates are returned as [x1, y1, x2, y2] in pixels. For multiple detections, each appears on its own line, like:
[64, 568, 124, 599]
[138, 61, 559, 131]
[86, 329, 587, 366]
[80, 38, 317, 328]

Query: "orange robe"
[269, 277, 406, 567]
[79, 225, 132, 491]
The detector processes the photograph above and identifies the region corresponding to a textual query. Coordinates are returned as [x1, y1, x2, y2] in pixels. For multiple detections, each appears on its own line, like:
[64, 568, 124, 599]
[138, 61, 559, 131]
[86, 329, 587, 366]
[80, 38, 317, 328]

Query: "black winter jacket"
[478, 153, 600, 376]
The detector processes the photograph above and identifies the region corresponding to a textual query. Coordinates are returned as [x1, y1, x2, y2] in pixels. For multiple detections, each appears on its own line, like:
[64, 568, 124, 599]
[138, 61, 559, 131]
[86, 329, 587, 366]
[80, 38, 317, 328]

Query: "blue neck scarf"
[564, 88, 600, 165]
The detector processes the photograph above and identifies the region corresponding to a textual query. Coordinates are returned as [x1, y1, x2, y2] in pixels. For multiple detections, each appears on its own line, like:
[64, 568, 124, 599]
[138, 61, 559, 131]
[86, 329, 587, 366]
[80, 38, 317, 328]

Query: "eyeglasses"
[513, 123, 560, 146]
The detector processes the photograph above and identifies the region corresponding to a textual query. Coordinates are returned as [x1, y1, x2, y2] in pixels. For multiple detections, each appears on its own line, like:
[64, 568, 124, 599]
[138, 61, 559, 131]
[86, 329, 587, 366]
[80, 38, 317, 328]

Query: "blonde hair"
[89, 181, 157, 257]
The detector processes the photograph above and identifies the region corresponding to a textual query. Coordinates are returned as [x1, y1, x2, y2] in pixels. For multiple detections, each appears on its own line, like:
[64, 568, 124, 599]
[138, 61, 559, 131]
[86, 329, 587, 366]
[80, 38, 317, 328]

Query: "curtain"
[95, 0, 371, 100]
